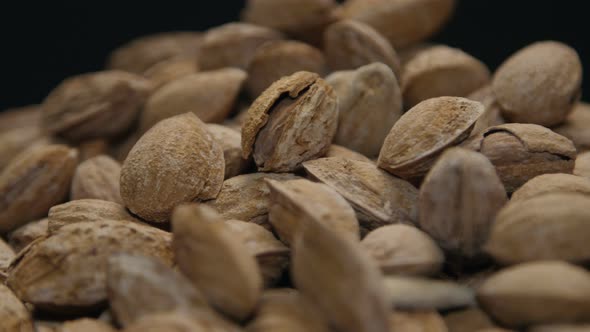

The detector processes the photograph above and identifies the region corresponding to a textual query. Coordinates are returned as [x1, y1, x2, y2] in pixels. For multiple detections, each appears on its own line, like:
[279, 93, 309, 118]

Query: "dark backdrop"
[1, 1, 589, 110]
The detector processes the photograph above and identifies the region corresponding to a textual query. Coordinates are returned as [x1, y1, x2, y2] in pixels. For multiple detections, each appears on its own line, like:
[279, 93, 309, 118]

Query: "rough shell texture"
[140, 68, 247, 131]
[7, 220, 172, 312]
[206, 124, 249, 179]
[242, 71, 338, 172]
[143, 58, 199, 90]
[121, 113, 225, 223]
[467, 85, 505, 136]
[574, 151, 590, 178]
[326, 144, 373, 163]
[0, 144, 78, 234]
[71, 155, 122, 204]
[0, 126, 51, 171]
[477, 261, 590, 327]
[485, 193, 590, 264]
[378, 97, 483, 181]
[0, 283, 34, 332]
[303, 157, 418, 232]
[361, 224, 444, 276]
[172, 204, 262, 321]
[122, 309, 242, 332]
[41, 71, 152, 141]
[511, 173, 590, 202]
[389, 311, 448, 332]
[553, 102, 590, 151]
[8, 218, 48, 253]
[58, 318, 116, 332]
[0, 104, 40, 133]
[384, 277, 475, 310]
[326, 63, 402, 157]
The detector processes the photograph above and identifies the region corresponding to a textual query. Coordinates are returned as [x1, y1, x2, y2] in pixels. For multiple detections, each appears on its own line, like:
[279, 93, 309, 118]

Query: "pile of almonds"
[2, 0, 590, 331]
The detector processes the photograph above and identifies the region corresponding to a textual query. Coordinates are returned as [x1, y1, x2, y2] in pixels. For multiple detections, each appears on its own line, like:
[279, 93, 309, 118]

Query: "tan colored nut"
[205, 173, 300, 229]
[7, 220, 172, 312]
[143, 58, 199, 90]
[0, 284, 34, 332]
[303, 157, 418, 232]
[0, 144, 78, 234]
[199, 22, 283, 70]
[172, 204, 262, 321]
[389, 311, 447, 332]
[121, 113, 225, 223]
[492, 41, 582, 127]
[398, 43, 437, 66]
[477, 124, 577, 193]
[224, 220, 289, 287]
[242, 71, 338, 172]
[419, 148, 507, 258]
[477, 261, 590, 328]
[107, 32, 201, 74]
[292, 208, 390, 332]
[467, 85, 505, 136]
[140, 68, 247, 131]
[47, 199, 142, 234]
[246, 289, 331, 332]
[71, 155, 122, 204]
[0, 126, 51, 171]
[0, 104, 40, 133]
[326, 62, 402, 157]
[339, 0, 456, 48]
[384, 277, 475, 311]
[8, 218, 48, 253]
[77, 139, 109, 162]
[485, 193, 590, 264]
[378, 97, 483, 181]
[122, 309, 242, 332]
[553, 102, 590, 151]
[361, 224, 444, 277]
[58, 319, 116, 332]
[511, 173, 590, 202]
[266, 178, 360, 245]
[529, 324, 590, 332]
[110, 131, 141, 163]
[574, 151, 590, 178]
[324, 20, 402, 78]
[403, 45, 490, 108]
[41, 71, 152, 142]
[207, 124, 249, 179]
[246, 40, 327, 98]
[444, 308, 496, 332]
[107, 253, 209, 327]
[326, 144, 373, 163]
[0, 238, 15, 278]
[35, 321, 59, 332]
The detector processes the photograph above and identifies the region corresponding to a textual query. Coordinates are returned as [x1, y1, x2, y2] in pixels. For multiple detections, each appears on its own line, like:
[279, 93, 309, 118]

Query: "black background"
[1, 1, 589, 110]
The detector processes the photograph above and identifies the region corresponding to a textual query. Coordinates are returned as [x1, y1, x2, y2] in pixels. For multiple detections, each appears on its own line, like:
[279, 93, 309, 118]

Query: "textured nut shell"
[324, 20, 402, 78]
[121, 113, 225, 223]
[492, 41, 582, 127]
[205, 173, 300, 228]
[292, 211, 390, 332]
[143, 58, 199, 90]
[303, 157, 418, 231]
[389, 311, 447, 332]
[47, 199, 141, 234]
[0, 284, 34, 332]
[8, 218, 48, 253]
[485, 193, 590, 264]
[7, 220, 172, 311]
[0, 144, 78, 233]
[378, 97, 483, 181]
[403, 45, 490, 108]
[0, 104, 40, 133]
[0, 126, 50, 171]
[246, 289, 331, 332]
[477, 261, 590, 327]
[199, 22, 283, 70]
[58, 319, 116, 332]
[327, 63, 402, 157]
[207, 124, 248, 179]
[71, 155, 122, 203]
[107, 254, 209, 327]
[122, 310, 242, 332]
[266, 178, 360, 246]
[0, 238, 15, 277]
[553, 102, 590, 151]
[418, 148, 507, 257]
[41, 71, 152, 141]
[384, 277, 475, 310]
[511, 173, 590, 202]
[361, 224, 444, 276]
[574, 151, 590, 178]
[172, 204, 262, 321]
[339, 0, 456, 48]
[467, 85, 505, 136]
[140, 68, 247, 131]
[444, 308, 496, 332]
[326, 144, 373, 163]
[242, 71, 338, 172]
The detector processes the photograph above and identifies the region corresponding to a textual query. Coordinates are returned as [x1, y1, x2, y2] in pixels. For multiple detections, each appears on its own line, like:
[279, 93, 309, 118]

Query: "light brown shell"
[122, 309, 242, 332]
[71, 155, 122, 203]
[77, 139, 109, 162]
[443, 308, 496, 332]
[7, 220, 172, 312]
[58, 318, 116, 332]
[0, 104, 40, 133]
[143, 58, 199, 90]
[0, 238, 15, 278]
[325, 144, 373, 163]
[0, 126, 51, 171]
[378, 97, 483, 181]
[0, 144, 78, 233]
[574, 151, 590, 178]
[492, 41, 582, 127]
[553, 102, 590, 151]
[41, 71, 152, 141]
[389, 311, 448, 332]
[384, 277, 475, 310]
[511, 173, 590, 202]
[206, 124, 249, 179]
[0, 284, 34, 332]
[467, 85, 505, 136]
[140, 68, 247, 131]
[121, 113, 225, 223]
[8, 218, 48, 253]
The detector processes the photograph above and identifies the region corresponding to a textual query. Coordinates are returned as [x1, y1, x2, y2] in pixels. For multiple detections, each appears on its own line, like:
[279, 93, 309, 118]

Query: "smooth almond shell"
[574, 151, 590, 178]
[511, 173, 590, 202]
[553, 102, 590, 151]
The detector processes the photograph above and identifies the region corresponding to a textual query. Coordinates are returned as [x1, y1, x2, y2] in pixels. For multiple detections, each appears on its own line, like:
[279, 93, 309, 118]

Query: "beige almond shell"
[384, 277, 475, 311]
[0, 126, 51, 171]
[206, 124, 249, 179]
[303, 157, 418, 232]
[122, 309, 242, 332]
[143, 58, 199, 90]
[0, 144, 78, 234]
[7, 220, 172, 311]
[57, 318, 116, 332]
[477, 261, 590, 327]
[574, 151, 590, 179]
[485, 193, 590, 265]
[378, 97, 483, 181]
[71, 155, 122, 204]
[511, 173, 590, 202]
[8, 218, 48, 253]
[0, 104, 40, 133]
[0, 283, 34, 332]
[41, 71, 152, 141]
[553, 102, 590, 151]
[467, 85, 505, 136]
[121, 113, 225, 223]
[444, 308, 496, 332]
[326, 144, 373, 163]
[492, 41, 582, 127]
[403, 45, 490, 108]
[172, 204, 262, 321]
[0, 238, 15, 278]
[266, 178, 360, 246]
[389, 311, 448, 332]
[361, 224, 444, 276]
